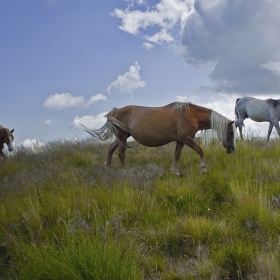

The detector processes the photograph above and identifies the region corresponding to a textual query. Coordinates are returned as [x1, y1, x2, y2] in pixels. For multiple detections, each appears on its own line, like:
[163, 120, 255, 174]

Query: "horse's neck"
[189, 104, 212, 130]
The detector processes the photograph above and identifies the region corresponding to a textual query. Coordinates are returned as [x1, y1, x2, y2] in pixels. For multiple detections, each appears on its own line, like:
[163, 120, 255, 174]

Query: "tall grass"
[1, 137, 280, 279]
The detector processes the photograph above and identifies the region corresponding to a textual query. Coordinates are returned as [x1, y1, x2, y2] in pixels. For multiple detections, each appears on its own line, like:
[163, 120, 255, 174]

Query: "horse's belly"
[248, 114, 270, 122]
[247, 107, 270, 122]
[128, 118, 177, 147]
[131, 131, 175, 147]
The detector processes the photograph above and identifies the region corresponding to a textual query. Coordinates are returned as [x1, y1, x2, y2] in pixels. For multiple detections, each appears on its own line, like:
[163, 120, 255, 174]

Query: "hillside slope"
[1, 138, 280, 279]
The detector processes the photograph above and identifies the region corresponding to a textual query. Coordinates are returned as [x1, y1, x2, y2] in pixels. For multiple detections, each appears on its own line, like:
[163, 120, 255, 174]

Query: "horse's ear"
[10, 129, 14, 133]
[228, 121, 234, 125]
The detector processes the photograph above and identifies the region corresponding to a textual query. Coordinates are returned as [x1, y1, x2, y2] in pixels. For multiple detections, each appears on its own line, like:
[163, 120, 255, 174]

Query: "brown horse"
[83, 102, 236, 173]
[0, 126, 14, 157]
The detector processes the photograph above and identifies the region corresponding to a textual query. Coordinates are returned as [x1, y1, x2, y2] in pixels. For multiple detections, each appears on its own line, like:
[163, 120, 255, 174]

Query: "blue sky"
[1, 0, 280, 148]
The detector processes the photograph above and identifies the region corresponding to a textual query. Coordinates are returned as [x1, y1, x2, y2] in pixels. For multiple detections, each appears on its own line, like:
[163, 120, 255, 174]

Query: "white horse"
[235, 97, 280, 142]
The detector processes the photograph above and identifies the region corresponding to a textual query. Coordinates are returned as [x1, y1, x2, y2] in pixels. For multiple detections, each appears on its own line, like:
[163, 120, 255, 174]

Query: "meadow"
[1, 135, 280, 279]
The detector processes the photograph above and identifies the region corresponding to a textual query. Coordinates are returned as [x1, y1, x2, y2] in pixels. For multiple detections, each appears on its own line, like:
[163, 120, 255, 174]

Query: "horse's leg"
[118, 134, 129, 166]
[235, 110, 246, 140]
[266, 123, 274, 143]
[272, 121, 280, 141]
[235, 119, 244, 140]
[170, 141, 184, 175]
[104, 139, 119, 166]
[183, 137, 207, 173]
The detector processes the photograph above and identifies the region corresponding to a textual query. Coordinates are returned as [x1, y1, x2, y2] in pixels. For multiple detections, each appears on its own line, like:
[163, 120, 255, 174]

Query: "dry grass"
[1, 137, 280, 279]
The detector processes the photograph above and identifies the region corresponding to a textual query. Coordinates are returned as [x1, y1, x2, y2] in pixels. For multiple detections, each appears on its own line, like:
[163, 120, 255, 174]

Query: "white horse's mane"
[202, 110, 236, 145]
[172, 102, 191, 113]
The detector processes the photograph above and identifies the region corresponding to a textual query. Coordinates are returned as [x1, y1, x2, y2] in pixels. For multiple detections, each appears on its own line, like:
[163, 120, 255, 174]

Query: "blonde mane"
[172, 102, 191, 113]
[202, 110, 236, 145]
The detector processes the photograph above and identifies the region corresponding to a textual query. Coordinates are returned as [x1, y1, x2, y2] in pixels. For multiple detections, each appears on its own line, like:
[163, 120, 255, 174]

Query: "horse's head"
[225, 121, 235, 154]
[0, 128, 14, 152]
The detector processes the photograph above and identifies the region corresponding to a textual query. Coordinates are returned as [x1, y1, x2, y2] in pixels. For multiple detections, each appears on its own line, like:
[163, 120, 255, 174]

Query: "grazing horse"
[83, 102, 236, 173]
[235, 97, 280, 142]
[0, 126, 14, 157]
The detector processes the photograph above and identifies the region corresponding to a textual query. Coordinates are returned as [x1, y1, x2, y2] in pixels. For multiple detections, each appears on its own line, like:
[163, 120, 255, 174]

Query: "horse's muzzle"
[226, 145, 235, 154]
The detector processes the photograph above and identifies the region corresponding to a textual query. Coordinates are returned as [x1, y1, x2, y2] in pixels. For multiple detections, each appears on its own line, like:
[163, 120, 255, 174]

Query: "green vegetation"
[1, 137, 280, 279]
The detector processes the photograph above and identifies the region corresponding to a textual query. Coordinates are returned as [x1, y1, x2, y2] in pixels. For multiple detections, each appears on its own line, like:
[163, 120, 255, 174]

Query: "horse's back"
[113, 105, 180, 146]
[236, 97, 271, 122]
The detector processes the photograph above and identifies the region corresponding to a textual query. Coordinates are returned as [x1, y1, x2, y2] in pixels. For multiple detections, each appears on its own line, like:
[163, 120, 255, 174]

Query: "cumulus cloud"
[86, 93, 107, 105]
[107, 62, 146, 93]
[144, 28, 174, 44]
[113, 0, 280, 94]
[111, 0, 193, 37]
[20, 139, 45, 149]
[43, 92, 107, 110]
[71, 112, 107, 130]
[181, 0, 280, 93]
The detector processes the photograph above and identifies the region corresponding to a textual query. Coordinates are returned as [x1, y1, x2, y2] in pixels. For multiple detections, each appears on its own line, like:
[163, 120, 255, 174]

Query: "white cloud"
[45, 119, 61, 125]
[181, 0, 280, 93]
[85, 93, 107, 107]
[176, 95, 198, 103]
[45, 119, 52, 125]
[200, 93, 239, 121]
[112, 0, 194, 38]
[113, 0, 280, 94]
[176, 95, 188, 102]
[20, 139, 46, 149]
[261, 61, 280, 77]
[144, 28, 174, 44]
[43, 93, 107, 110]
[143, 42, 155, 50]
[107, 62, 146, 93]
[71, 112, 107, 130]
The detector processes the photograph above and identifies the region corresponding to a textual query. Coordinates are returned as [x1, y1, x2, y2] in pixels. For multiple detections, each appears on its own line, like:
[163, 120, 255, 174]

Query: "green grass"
[1, 137, 280, 279]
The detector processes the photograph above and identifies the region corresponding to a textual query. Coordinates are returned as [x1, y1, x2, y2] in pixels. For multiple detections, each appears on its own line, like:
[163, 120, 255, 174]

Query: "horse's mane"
[266, 99, 280, 108]
[172, 102, 191, 113]
[202, 110, 236, 145]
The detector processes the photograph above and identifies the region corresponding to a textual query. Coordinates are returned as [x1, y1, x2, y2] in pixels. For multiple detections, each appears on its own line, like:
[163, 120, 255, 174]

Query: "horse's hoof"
[201, 167, 207, 174]
[169, 168, 180, 176]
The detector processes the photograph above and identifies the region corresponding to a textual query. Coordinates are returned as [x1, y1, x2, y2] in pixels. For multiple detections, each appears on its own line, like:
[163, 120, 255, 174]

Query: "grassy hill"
[1, 137, 280, 279]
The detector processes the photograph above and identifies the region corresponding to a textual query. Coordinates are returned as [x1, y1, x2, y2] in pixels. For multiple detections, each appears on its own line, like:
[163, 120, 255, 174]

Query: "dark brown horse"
[83, 102, 236, 173]
[0, 126, 14, 157]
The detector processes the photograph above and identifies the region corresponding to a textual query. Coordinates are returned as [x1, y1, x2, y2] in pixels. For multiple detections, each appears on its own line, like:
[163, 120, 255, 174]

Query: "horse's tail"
[81, 107, 130, 142]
